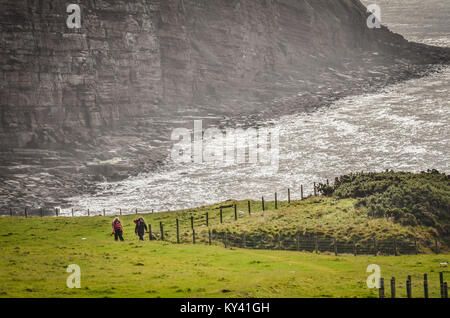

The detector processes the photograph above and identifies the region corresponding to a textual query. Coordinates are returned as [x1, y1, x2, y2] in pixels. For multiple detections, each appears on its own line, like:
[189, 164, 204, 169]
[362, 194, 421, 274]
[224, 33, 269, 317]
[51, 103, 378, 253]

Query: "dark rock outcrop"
[1, 0, 449, 149]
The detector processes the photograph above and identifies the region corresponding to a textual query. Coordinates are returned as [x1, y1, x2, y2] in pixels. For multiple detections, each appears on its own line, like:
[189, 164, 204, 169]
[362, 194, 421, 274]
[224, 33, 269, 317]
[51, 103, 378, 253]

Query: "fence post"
[220, 208, 223, 224]
[119, 208, 122, 216]
[192, 228, 196, 244]
[88, 209, 90, 217]
[40, 207, 43, 217]
[206, 212, 209, 227]
[373, 237, 377, 256]
[234, 204, 237, 221]
[406, 276, 412, 298]
[262, 197, 265, 211]
[9, 208, 12, 217]
[55, 207, 58, 217]
[135, 208, 138, 214]
[248, 201, 251, 215]
[440, 272, 444, 298]
[149, 224, 152, 241]
[424, 274, 429, 298]
[288, 188, 290, 204]
[390, 277, 396, 298]
[327, 179, 329, 186]
[71, 208, 74, 217]
[160, 222, 164, 241]
[379, 278, 385, 298]
[103, 209, 105, 216]
[24, 207, 27, 218]
[208, 230, 212, 245]
[275, 193, 277, 209]
[190, 216, 194, 230]
[300, 185, 303, 200]
[314, 235, 318, 254]
[393, 238, 398, 256]
[414, 237, 418, 255]
[334, 237, 338, 256]
[435, 238, 440, 254]
[176, 219, 180, 244]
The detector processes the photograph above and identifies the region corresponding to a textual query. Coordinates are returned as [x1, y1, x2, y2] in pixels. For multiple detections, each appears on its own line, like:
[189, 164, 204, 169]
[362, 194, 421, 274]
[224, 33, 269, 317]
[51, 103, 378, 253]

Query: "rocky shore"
[1, 0, 450, 213]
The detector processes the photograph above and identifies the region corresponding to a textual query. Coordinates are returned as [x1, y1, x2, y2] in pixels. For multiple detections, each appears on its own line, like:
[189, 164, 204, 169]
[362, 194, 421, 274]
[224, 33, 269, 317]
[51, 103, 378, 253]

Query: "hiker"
[111, 217, 124, 241]
[134, 217, 148, 241]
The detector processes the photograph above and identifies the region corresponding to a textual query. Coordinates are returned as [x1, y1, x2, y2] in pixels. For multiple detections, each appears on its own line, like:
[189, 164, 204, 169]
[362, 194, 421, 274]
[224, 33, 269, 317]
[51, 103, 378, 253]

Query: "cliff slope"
[1, 0, 449, 148]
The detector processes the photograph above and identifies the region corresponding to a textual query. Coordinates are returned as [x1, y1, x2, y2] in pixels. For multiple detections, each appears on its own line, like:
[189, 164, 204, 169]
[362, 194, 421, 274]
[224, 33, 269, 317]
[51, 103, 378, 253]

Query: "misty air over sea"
[66, 0, 450, 215]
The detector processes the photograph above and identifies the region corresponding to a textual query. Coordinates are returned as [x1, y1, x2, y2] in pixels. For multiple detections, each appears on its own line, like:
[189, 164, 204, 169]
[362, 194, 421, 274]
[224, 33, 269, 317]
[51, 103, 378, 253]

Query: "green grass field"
[0, 198, 448, 298]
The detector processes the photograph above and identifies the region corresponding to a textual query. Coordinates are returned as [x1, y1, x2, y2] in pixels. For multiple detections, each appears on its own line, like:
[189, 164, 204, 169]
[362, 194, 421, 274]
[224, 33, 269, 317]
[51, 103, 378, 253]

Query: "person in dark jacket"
[111, 217, 124, 241]
[134, 217, 148, 241]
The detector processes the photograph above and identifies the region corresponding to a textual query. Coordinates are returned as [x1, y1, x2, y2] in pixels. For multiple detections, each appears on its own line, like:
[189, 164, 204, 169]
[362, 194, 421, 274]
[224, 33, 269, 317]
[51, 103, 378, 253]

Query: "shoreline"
[1, 55, 450, 213]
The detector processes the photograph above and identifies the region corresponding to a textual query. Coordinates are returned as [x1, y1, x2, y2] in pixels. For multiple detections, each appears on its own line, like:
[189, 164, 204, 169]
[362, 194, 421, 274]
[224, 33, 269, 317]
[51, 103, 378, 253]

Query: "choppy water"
[66, 1, 450, 215]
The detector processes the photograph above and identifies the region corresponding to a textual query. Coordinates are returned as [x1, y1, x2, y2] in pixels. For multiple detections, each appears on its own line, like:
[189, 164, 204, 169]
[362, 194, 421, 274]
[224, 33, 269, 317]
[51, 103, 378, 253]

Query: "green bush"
[328, 170, 449, 234]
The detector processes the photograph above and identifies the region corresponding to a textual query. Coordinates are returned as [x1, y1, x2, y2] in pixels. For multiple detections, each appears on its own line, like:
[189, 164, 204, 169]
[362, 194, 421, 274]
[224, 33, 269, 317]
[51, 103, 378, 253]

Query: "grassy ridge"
[0, 215, 448, 298]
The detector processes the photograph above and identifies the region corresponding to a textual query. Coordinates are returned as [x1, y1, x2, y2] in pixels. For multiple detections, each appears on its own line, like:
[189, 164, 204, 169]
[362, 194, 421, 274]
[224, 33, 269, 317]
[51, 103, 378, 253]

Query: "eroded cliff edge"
[2, 0, 449, 148]
[1, 0, 450, 211]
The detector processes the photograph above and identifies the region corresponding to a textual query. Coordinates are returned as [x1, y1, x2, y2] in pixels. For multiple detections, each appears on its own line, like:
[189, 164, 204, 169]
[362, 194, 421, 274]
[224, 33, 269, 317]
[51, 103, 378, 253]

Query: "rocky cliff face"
[0, 0, 445, 148]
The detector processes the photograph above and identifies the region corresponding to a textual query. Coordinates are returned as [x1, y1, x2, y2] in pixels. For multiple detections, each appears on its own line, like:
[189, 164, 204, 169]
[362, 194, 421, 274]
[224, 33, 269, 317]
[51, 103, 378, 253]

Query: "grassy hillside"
[0, 215, 448, 298]
[0, 171, 448, 297]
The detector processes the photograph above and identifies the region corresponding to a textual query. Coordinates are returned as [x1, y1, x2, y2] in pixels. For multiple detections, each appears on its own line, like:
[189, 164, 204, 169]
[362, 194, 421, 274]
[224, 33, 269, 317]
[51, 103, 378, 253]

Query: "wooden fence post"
[190, 216, 194, 230]
[103, 209, 105, 216]
[208, 230, 212, 245]
[393, 238, 398, 256]
[24, 207, 27, 218]
[414, 237, 418, 255]
[135, 208, 138, 214]
[55, 207, 58, 217]
[288, 188, 290, 203]
[373, 237, 377, 256]
[262, 197, 265, 211]
[234, 204, 237, 221]
[390, 277, 396, 298]
[406, 276, 412, 298]
[206, 212, 209, 227]
[71, 208, 74, 217]
[176, 219, 180, 244]
[87, 209, 90, 217]
[160, 222, 164, 241]
[300, 185, 303, 200]
[9, 208, 12, 217]
[314, 235, 318, 254]
[334, 237, 338, 256]
[40, 207, 43, 217]
[192, 228, 196, 244]
[440, 272, 444, 298]
[220, 208, 223, 224]
[119, 208, 122, 216]
[327, 179, 329, 186]
[248, 201, 251, 215]
[424, 274, 429, 298]
[149, 224, 152, 241]
[379, 278, 385, 298]
[275, 193, 277, 209]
